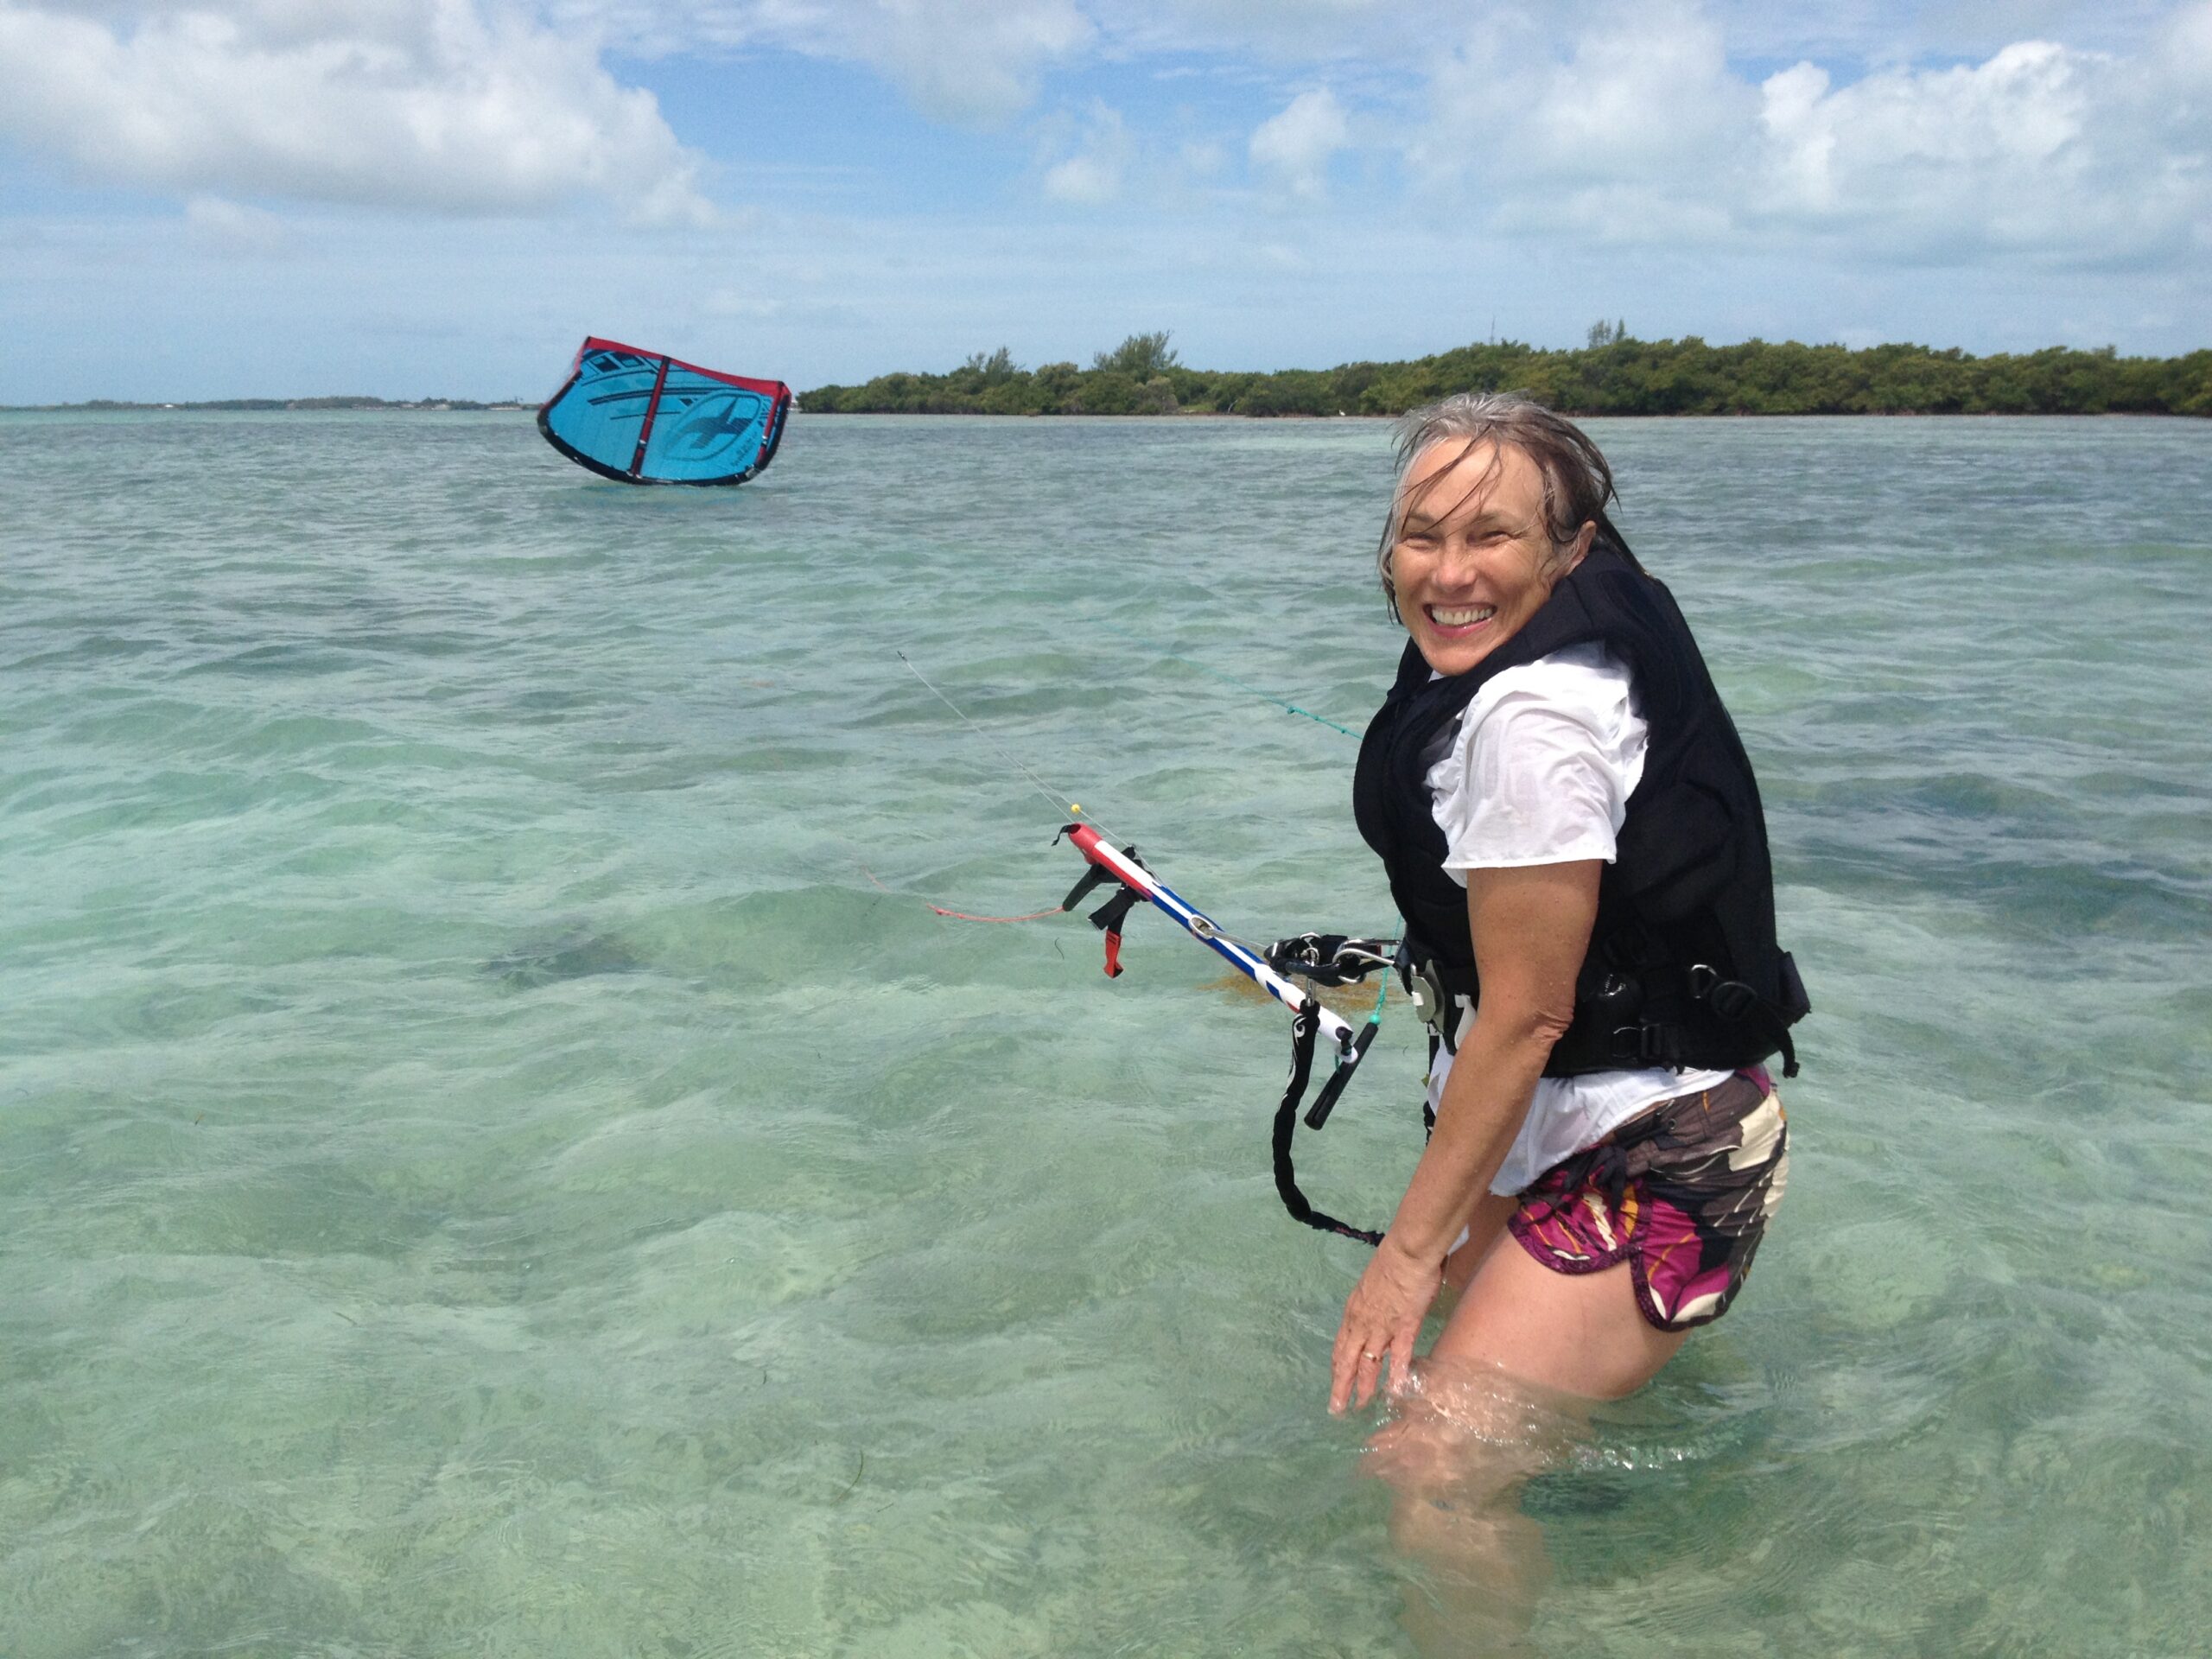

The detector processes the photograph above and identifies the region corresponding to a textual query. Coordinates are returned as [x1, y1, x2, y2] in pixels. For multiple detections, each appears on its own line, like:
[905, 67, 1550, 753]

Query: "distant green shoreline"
[801, 334, 2212, 419]
[16, 333, 2211, 417]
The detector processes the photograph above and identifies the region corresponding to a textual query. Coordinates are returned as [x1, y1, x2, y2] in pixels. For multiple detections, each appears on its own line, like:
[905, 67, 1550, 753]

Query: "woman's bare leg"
[1370, 1239, 1689, 1656]
[1365, 1361, 1569, 1658]
[1432, 1237, 1686, 1400]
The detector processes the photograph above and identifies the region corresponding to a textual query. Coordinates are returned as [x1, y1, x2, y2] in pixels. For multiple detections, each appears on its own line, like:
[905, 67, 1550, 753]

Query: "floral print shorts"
[1507, 1067, 1789, 1331]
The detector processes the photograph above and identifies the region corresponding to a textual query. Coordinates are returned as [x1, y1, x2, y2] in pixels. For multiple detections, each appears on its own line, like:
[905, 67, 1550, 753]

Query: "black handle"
[1303, 1018, 1379, 1129]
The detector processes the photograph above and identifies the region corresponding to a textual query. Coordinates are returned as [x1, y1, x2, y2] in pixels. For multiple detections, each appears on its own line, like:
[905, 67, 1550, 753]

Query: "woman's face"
[1389, 439, 1589, 677]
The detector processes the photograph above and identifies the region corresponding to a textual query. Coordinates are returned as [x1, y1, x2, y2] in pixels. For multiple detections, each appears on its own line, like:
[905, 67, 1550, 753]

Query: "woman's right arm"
[1390, 858, 1599, 1262]
[1328, 857, 1599, 1412]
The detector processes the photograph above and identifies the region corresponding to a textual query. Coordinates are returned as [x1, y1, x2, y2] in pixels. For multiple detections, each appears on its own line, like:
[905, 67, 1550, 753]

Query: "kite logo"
[664, 392, 766, 461]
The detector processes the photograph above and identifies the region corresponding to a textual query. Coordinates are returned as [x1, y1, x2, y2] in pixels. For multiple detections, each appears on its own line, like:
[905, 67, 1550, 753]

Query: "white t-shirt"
[1423, 643, 1732, 1198]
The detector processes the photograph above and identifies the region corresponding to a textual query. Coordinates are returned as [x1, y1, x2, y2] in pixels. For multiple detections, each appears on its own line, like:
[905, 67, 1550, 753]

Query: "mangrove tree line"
[799, 331, 2212, 417]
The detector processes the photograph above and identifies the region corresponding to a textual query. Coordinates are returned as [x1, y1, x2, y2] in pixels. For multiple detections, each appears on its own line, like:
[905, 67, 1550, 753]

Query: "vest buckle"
[1609, 1022, 1685, 1066]
[1688, 963, 1758, 1023]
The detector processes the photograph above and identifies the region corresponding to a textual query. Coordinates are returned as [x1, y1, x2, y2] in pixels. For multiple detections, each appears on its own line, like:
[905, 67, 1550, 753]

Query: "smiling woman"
[1338, 391, 1810, 1645]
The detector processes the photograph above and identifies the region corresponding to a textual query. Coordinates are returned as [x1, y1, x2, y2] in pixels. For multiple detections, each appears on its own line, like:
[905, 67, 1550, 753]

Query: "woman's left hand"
[1330, 1233, 1444, 1414]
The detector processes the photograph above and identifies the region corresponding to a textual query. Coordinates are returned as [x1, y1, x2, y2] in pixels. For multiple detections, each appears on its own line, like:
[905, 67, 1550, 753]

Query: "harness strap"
[1407, 942, 1807, 1079]
[1271, 1006, 1384, 1246]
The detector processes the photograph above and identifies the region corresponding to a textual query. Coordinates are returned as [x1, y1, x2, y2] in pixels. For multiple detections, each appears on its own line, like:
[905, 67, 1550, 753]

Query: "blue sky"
[1, 0, 2207, 402]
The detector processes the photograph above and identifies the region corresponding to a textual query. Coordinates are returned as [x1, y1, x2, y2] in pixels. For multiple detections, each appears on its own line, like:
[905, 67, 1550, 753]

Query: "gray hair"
[1376, 391, 1620, 620]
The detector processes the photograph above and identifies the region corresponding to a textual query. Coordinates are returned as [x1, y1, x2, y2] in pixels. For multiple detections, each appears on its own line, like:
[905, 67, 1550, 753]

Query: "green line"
[1094, 620, 1363, 739]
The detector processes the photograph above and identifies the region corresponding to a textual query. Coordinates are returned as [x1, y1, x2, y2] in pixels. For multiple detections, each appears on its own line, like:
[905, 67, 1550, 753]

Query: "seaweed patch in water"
[1200, 969, 1389, 1020]
[485, 930, 645, 989]
[1522, 1470, 1634, 1518]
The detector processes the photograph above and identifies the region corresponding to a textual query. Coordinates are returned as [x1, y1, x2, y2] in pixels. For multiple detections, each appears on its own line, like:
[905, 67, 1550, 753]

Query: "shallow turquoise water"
[2, 411, 2209, 1656]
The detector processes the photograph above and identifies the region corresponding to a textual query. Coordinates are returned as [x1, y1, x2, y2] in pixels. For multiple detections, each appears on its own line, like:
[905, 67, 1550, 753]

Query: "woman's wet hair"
[1376, 391, 1621, 620]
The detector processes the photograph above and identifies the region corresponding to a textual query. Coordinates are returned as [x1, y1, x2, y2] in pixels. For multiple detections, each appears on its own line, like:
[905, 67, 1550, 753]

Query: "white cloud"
[0, 0, 712, 221]
[1706, 0, 2183, 67]
[1084, 0, 1447, 65]
[861, 0, 1094, 124]
[1414, 0, 2212, 264]
[1248, 86, 1348, 200]
[1041, 154, 1119, 202]
[2177, 0, 2212, 66]
[183, 194, 291, 256]
[1751, 32, 2212, 261]
[1758, 45, 2085, 230]
[1179, 138, 1228, 176]
[1041, 99, 1132, 202]
[1411, 1, 1748, 232]
[578, 0, 1093, 125]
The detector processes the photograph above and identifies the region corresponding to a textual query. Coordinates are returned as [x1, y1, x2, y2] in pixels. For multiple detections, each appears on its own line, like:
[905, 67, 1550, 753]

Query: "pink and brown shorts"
[1507, 1068, 1789, 1332]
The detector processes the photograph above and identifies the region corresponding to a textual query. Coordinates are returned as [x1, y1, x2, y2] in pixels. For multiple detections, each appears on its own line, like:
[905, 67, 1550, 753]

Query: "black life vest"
[1352, 527, 1809, 1076]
